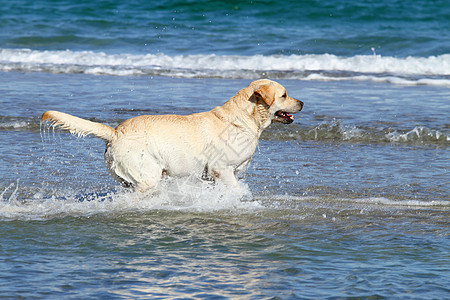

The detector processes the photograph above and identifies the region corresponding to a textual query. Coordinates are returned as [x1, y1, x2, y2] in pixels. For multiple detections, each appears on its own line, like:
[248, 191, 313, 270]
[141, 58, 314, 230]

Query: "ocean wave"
[1, 48, 449, 86]
[264, 120, 450, 145]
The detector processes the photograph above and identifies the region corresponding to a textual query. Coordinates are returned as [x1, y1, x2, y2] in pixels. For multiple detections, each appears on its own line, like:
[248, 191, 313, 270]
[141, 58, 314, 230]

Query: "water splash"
[0, 178, 260, 221]
[2, 177, 448, 221]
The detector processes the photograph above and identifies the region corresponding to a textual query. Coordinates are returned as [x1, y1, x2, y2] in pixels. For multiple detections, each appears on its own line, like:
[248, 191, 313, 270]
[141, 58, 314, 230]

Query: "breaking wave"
[1, 48, 449, 86]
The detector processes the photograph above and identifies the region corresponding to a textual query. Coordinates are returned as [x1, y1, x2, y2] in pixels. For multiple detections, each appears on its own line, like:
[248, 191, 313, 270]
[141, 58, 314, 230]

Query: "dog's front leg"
[211, 167, 243, 197]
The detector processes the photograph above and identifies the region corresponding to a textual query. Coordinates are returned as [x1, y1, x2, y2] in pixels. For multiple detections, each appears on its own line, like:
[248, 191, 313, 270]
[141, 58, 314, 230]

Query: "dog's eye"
[281, 93, 287, 98]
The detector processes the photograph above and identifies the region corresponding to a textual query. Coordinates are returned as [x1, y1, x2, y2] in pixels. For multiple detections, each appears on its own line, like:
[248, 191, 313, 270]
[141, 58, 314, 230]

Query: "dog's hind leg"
[123, 164, 163, 196]
[136, 177, 160, 196]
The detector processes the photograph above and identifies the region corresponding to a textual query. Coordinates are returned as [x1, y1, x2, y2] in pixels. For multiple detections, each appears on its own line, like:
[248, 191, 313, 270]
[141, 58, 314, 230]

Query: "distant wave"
[1, 48, 449, 86]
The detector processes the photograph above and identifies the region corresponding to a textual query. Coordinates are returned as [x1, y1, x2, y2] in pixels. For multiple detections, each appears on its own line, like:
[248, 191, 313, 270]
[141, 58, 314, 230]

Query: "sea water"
[0, 0, 449, 298]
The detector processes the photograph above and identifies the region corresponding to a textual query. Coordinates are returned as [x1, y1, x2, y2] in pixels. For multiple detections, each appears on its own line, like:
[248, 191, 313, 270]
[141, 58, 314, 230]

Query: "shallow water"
[1, 73, 449, 298]
[0, 208, 448, 299]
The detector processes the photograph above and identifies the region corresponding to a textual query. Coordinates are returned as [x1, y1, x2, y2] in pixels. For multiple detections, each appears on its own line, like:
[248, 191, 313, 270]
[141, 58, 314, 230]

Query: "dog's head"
[252, 80, 303, 124]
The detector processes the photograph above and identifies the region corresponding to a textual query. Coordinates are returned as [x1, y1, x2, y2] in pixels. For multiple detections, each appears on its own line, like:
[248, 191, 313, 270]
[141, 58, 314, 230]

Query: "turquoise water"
[1, 0, 449, 298]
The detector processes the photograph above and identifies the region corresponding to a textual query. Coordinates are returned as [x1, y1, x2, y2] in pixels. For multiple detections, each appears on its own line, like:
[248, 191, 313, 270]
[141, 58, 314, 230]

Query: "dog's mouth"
[274, 111, 294, 124]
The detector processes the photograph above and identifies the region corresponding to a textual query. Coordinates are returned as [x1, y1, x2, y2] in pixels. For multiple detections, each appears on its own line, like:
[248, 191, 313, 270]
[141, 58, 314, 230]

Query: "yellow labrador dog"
[41, 79, 303, 194]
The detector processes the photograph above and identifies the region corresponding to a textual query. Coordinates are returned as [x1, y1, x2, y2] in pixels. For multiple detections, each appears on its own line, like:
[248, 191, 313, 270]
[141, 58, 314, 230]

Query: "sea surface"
[0, 0, 449, 298]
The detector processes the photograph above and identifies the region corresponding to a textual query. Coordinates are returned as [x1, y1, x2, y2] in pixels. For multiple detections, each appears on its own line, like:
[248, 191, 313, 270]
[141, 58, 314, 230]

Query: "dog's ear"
[254, 84, 275, 106]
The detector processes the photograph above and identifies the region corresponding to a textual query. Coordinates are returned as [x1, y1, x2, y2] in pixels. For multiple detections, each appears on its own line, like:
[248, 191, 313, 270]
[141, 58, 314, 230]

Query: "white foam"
[1, 48, 449, 86]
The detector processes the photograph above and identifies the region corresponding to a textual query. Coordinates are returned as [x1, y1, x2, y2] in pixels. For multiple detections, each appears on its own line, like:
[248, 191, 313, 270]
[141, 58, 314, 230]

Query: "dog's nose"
[298, 100, 304, 111]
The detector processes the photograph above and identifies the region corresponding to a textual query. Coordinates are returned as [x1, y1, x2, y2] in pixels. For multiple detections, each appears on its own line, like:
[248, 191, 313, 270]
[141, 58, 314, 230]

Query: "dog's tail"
[41, 110, 116, 142]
